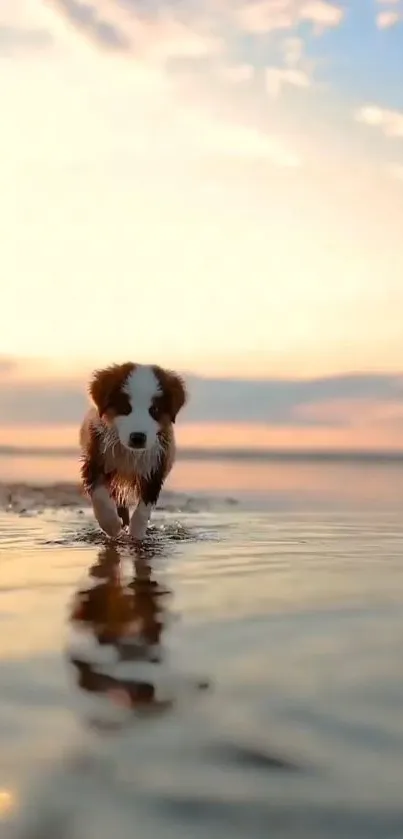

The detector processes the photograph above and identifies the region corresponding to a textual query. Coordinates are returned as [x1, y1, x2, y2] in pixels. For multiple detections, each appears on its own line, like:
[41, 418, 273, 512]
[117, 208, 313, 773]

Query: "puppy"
[79, 362, 186, 539]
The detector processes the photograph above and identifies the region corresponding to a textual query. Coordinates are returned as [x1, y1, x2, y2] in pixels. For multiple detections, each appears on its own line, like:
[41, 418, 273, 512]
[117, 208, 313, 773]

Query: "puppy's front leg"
[129, 500, 151, 540]
[129, 467, 165, 541]
[92, 485, 122, 538]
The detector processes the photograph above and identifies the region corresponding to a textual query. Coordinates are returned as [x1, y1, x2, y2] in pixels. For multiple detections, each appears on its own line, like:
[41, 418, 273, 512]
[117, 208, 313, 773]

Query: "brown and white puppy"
[79, 363, 186, 540]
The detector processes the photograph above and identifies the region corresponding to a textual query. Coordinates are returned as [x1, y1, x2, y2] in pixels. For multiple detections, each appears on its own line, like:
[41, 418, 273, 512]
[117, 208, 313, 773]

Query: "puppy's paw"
[129, 502, 151, 541]
[92, 487, 122, 538]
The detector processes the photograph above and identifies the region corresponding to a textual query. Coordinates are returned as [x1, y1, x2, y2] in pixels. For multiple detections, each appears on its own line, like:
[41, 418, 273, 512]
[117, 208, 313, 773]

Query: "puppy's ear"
[89, 369, 112, 415]
[89, 363, 133, 416]
[165, 371, 187, 423]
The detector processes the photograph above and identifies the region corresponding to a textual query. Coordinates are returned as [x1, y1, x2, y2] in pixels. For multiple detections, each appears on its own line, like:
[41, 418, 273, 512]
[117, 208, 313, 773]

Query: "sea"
[1, 450, 403, 838]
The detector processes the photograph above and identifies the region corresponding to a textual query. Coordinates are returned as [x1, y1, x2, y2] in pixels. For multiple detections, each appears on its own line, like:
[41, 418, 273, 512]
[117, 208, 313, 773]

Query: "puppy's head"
[89, 362, 187, 452]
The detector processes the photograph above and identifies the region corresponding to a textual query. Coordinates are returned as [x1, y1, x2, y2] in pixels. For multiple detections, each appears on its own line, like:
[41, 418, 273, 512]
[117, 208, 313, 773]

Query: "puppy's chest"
[103, 443, 157, 480]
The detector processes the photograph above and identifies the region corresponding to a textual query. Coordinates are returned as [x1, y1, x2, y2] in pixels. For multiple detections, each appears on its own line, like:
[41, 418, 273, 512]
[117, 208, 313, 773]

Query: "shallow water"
[1, 461, 403, 837]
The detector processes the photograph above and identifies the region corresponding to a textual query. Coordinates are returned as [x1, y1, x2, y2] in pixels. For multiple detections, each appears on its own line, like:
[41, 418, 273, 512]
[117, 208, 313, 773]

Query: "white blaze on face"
[114, 364, 160, 450]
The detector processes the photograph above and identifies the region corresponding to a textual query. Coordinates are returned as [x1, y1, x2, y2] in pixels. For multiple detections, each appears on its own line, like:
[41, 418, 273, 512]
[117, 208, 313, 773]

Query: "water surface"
[1, 459, 403, 837]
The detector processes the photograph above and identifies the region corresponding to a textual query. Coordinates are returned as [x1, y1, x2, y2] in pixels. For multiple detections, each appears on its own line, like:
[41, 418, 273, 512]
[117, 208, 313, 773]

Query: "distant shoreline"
[1, 445, 403, 465]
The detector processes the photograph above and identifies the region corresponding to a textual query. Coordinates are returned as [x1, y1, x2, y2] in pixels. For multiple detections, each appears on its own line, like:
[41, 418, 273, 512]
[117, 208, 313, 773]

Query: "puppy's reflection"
[67, 546, 176, 727]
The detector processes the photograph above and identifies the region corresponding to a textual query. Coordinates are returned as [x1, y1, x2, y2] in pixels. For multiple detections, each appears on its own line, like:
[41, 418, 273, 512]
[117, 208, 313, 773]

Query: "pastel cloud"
[0, 25, 52, 53]
[1, 364, 402, 428]
[266, 66, 311, 97]
[3, 0, 403, 392]
[235, 0, 344, 34]
[265, 34, 314, 97]
[46, 0, 223, 59]
[45, 0, 345, 71]
[185, 373, 403, 426]
[374, 0, 403, 28]
[2, 360, 403, 453]
[300, 0, 344, 29]
[190, 119, 301, 166]
[39, 0, 302, 164]
[356, 105, 403, 138]
[376, 10, 401, 28]
[219, 64, 255, 83]
[388, 163, 403, 180]
[283, 36, 304, 65]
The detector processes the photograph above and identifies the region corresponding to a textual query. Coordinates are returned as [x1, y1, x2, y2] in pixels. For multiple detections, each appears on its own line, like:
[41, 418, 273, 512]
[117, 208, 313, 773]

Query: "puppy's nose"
[129, 432, 147, 449]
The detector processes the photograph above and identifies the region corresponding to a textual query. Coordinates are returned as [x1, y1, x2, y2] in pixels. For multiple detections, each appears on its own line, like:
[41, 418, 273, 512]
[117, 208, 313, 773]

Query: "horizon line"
[1, 445, 403, 465]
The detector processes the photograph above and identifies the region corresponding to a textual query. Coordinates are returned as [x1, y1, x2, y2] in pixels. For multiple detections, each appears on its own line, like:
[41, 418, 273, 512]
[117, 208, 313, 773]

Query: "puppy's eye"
[104, 392, 131, 416]
[119, 399, 132, 416]
[149, 404, 161, 421]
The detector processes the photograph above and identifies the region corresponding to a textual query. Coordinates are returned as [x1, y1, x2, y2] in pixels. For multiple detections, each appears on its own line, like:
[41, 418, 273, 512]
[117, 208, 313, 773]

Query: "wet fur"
[79, 363, 186, 538]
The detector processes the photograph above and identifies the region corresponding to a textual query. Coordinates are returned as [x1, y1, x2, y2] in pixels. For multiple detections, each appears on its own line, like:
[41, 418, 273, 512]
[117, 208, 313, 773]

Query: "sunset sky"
[1, 0, 403, 451]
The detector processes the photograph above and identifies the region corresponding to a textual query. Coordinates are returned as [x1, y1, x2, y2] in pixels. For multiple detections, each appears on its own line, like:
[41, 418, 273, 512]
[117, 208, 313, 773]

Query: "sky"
[1, 0, 403, 451]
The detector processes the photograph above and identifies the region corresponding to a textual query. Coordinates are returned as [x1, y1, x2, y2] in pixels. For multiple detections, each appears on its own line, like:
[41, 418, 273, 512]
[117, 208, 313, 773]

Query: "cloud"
[283, 36, 304, 65]
[1, 369, 402, 428]
[44, 1, 301, 167]
[5, 1, 301, 174]
[47, 0, 130, 50]
[45, 0, 344, 81]
[376, 10, 401, 28]
[235, 0, 294, 33]
[300, 0, 344, 33]
[46, 0, 223, 60]
[356, 105, 403, 138]
[187, 118, 301, 165]
[234, 0, 344, 34]
[219, 64, 255, 84]
[387, 163, 403, 181]
[265, 34, 314, 97]
[185, 373, 403, 425]
[0, 25, 52, 53]
[0, 379, 87, 426]
[266, 66, 311, 97]
[0, 357, 20, 375]
[5, 0, 403, 396]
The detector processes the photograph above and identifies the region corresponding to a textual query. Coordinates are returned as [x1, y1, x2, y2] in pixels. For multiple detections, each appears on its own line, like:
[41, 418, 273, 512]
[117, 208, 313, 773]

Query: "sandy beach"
[1, 456, 403, 838]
